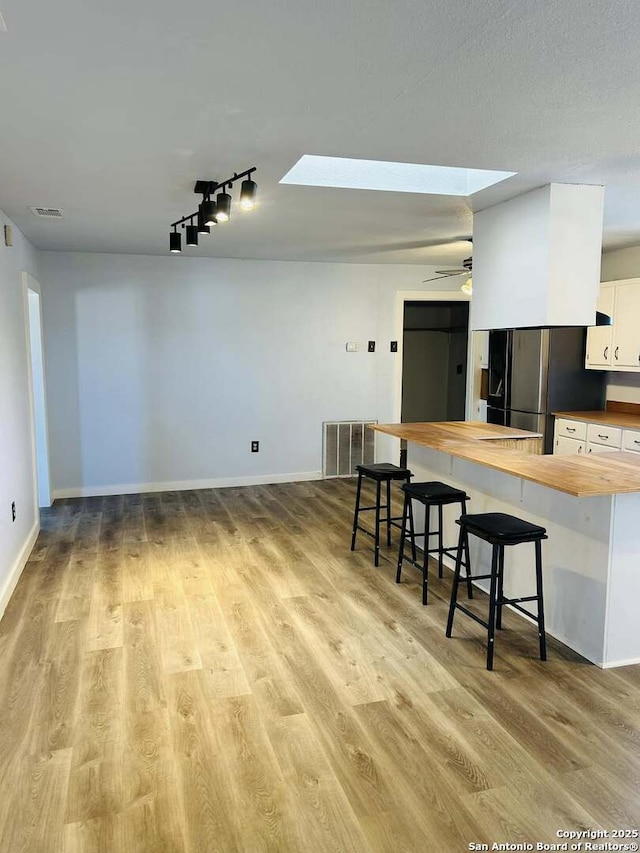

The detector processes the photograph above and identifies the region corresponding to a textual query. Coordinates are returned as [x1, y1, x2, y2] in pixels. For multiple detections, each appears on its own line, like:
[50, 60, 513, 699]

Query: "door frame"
[22, 273, 52, 508]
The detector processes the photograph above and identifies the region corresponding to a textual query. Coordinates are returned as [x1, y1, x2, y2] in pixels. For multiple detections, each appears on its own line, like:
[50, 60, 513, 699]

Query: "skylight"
[280, 155, 516, 196]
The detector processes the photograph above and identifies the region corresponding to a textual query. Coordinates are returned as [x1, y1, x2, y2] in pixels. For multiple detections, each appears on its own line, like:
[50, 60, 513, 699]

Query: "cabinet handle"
[604, 346, 609, 359]
[598, 434, 609, 440]
[634, 440, 640, 445]
[615, 346, 619, 360]
[566, 427, 576, 432]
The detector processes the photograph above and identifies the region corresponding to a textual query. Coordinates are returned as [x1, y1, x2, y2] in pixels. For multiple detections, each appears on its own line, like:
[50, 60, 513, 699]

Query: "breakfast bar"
[374, 421, 640, 668]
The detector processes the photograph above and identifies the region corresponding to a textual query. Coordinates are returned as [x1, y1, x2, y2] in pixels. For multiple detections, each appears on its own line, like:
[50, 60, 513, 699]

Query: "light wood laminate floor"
[1, 480, 639, 852]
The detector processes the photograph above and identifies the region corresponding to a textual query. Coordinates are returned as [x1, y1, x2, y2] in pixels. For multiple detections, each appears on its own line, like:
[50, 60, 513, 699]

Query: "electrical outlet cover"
[368, 341, 376, 352]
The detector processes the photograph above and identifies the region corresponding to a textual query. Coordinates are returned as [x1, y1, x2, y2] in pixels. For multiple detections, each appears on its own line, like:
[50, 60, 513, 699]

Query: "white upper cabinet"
[586, 278, 640, 372]
[612, 281, 640, 368]
[585, 284, 615, 367]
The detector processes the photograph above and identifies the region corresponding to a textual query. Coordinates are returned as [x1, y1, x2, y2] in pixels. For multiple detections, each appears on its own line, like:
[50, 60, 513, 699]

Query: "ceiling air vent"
[30, 206, 64, 218]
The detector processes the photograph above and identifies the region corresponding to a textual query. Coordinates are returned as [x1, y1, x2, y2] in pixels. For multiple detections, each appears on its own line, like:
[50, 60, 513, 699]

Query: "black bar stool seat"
[396, 481, 472, 605]
[446, 511, 548, 671]
[350, 463, 412, 567]
[461, 512, 547, 544]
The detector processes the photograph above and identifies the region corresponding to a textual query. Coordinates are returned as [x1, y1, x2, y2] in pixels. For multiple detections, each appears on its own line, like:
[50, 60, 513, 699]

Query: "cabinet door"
[554, 435, 585, 455]
[585, 285, 615, 368]
[586, 442, 621, 454]
[613, 281, 640, 368]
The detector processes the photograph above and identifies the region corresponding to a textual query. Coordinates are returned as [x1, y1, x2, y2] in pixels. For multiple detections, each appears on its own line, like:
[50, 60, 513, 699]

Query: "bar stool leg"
[446, 525, 465, 637]
[396, 493, 410, 583]
[422, 505, 431, 604]
[437, 503, 444, 578]
[535, 539, 547, 661]
[462, 510, 473, 600]
[486, 544, 500, 671]
[496, 545, 505, 630]
[350, 472, 363, 551]
[374, 479, 382, 566]
[407, 496, 417, 562]
[386, 478, 392, 546]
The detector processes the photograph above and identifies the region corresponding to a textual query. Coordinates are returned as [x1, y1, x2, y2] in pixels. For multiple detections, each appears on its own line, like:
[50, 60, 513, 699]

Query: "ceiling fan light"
[240, 178, 257, 210]
[216, 190, 231, 222]
[461, 276, 473, 295]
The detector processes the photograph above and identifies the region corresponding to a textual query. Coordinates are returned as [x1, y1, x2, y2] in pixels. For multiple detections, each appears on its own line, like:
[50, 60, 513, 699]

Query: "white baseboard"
[601, 656, 640, 669]
[0, 519, 39, 623]
[52, 470, 323, 500]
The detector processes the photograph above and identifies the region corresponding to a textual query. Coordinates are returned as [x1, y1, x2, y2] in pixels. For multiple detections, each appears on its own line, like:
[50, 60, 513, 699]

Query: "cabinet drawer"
[586, 423, 622, 448]
[555, 418, 587, 440]
[622, 429, 640, 453]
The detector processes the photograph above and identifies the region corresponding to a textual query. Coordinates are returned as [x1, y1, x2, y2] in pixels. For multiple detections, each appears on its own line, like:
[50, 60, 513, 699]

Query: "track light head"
[216, 189, 231, 222]
[202, 199, 218, 227]
[197, 206, 211, 234]
[169, 231, 182, 253]
[185, 224, 198, 247]
[240, 178, 257, 210]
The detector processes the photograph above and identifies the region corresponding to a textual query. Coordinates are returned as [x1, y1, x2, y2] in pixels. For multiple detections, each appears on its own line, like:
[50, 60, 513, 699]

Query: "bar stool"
[396, 481, 472, 605]
[350, 463, 412, 567]
[446, 512, 548, 670]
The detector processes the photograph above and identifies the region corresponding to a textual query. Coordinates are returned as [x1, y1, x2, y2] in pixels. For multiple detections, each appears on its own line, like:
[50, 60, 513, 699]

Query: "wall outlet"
[345, 342, 358, 352]
[251, 440, 259, 452]
[368, 341, 376, 352]
[390, 341, 398, 352]
[11, 501, 16, 522]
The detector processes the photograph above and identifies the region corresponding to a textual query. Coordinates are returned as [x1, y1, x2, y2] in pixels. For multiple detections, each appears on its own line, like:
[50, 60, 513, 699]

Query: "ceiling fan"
[422, 237, 473, 293]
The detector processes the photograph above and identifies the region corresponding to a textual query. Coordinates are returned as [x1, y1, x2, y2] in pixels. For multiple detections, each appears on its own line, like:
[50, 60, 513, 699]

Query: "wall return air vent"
[30, 206, 64, 218]
[323, 420, 376, 478]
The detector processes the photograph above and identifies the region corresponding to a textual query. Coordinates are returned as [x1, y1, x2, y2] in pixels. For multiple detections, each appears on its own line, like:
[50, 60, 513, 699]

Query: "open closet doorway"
[401, 300, 470, 423]
[24, 276, 51, 508]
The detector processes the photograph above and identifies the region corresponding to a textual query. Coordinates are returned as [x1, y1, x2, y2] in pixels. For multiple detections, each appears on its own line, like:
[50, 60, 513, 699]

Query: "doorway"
[25, 283, 51, 508]
[401, 300, 469, 423]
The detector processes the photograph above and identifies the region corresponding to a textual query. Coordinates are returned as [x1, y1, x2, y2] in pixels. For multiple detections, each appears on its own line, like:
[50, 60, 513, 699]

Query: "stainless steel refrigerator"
[486, 328, 606, 454]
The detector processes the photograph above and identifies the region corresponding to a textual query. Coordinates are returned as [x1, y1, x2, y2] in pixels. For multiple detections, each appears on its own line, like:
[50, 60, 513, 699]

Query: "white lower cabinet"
[554, 417, 638, 455]
[554, 435, 585, 455]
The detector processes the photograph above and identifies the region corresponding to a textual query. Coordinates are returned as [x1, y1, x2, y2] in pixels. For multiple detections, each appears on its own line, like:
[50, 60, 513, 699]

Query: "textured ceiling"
[1, 0, 640, 264]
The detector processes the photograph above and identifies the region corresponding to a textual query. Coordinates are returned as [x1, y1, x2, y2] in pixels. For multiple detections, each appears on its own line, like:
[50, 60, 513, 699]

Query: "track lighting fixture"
[240, 178, 257, 210]
[197, 206, 210, 234]
[170, 230, 181, 253]
[201, 199, 218, 227]
[215, 187, 232, 223]
[168, 167, 257, 252]
[185, 224, 199, 247]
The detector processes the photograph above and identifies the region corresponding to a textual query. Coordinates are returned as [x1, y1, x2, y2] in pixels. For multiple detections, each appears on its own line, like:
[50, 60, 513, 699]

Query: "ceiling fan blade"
[434, 268, 470, 276]
[421, 272, 468, 283]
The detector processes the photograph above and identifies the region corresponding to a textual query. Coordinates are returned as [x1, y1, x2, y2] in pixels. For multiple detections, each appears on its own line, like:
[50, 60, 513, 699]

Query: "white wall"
[601, 246, 640, 403]
[39, 252, 459, 496]
[0, 211, 42, 617]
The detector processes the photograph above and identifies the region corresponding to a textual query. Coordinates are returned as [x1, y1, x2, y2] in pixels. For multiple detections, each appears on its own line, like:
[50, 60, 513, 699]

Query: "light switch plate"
[345, 342, 358, 352]
[368, 341, 376, 353]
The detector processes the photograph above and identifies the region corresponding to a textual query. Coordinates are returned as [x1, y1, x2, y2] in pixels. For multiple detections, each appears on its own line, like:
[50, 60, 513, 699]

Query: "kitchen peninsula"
[374, 421, 640, 668]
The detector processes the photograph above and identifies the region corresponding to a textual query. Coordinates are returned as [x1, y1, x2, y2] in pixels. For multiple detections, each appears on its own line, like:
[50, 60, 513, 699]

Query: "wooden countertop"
[554, 410, 640, 429]
[381, 421, 542, 443]
[373, 420, 640, 498]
